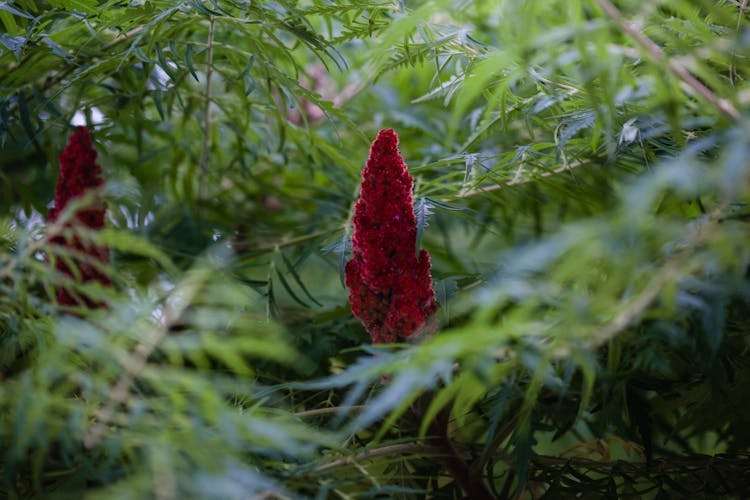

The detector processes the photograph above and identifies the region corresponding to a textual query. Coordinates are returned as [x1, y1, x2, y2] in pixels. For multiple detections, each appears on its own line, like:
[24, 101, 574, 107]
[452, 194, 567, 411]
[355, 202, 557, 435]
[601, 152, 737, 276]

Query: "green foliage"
[2, 0, 750, 497]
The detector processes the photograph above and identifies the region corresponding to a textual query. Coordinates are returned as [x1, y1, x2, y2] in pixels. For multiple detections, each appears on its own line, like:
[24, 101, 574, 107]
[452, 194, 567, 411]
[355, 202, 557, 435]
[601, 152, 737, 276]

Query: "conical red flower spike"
[345, 129, 438, 343]
[47, 126, 110, 307]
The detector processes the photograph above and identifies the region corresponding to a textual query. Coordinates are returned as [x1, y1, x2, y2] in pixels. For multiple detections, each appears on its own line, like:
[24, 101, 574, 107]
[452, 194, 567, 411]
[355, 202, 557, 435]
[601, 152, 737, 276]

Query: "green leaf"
[49, 0, 96, 15]
[0, 11, 17, 34]
[153, 88, 165, 121]
[95, 228, 178, 276]
[40, 35, 69, 59]
[274, 266, 310, 308]
[155, 43, 176, 80]
[280, 251, 322, 307]
[0, 2, 32, 19]
[16, 91, 39, 150]
[0, 33, 25, 59]
[186, 0, 221, 16]
[185, 42, 198, 81]
[117, 5, 182, 71]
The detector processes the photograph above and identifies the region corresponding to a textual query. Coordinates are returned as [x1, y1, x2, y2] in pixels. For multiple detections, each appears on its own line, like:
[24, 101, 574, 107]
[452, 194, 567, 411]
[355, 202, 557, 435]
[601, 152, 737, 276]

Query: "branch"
[313, 443, 447, 472]
[199, 16, 216, 200]
[295, 405, 366, 418]
[455, 154, 603, 199]
[595, 0, 741, 122]
[252, 228, 333, 254]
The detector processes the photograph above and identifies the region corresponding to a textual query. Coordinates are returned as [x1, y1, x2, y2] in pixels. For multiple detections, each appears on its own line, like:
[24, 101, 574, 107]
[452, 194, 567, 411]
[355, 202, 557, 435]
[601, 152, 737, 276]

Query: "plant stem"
[413, 396, 496, 499]
[454, 154, 603, 199]
[313, 443, 446, 472]
[199, 16, 216, 200]
[295, 405, 366, 418]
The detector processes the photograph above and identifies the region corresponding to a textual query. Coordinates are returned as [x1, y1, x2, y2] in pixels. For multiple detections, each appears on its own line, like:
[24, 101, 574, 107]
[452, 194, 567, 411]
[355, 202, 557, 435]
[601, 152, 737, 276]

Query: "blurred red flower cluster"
[47, 126, 110, 307]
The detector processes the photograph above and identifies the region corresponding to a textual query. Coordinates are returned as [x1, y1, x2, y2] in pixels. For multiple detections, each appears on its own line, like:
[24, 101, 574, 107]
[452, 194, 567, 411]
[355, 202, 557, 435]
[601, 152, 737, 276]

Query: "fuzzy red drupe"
[345, 129, 438, 343]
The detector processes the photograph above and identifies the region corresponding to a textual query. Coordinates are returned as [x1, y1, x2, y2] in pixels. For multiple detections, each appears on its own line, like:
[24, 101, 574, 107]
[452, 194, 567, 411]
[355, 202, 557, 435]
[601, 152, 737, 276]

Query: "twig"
[313, 443, 446, 472]
[295, 405, 366, 418]
[103, 26, 147, 53]
[595, 0, 741, 122]
[199, 16, 216, 200]
[456, 154, 603, 199]
[251, 228, 333, 254]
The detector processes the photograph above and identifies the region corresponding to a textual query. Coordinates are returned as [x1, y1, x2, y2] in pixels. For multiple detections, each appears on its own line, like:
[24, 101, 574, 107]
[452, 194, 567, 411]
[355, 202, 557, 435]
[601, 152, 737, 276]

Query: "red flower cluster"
[47, 126, 110, 307]
[345, 129, 438, 343]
